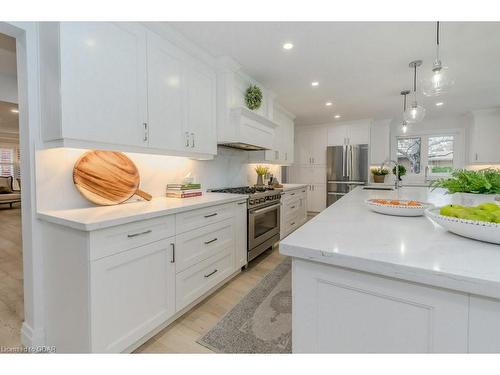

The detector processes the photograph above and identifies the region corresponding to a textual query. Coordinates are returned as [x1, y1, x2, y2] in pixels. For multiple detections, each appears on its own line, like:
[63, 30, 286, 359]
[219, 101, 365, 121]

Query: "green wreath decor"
[245, 85, 263, 110]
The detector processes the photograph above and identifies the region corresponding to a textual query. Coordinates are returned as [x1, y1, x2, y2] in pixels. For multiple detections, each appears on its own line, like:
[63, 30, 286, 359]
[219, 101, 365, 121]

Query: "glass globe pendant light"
[400, 90, 410, 133]
[404, 60, 426, 124]
[422, 22, 455, 96]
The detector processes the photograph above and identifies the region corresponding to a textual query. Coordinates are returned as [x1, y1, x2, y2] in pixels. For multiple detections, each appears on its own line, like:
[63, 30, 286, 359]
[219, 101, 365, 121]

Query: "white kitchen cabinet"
[370, 120, 391, 165]
[469, 110, 500, 164]
[184, 62, 217, 155]
[469, 296, 500, 352]
[147, 30, 217, 156]
[146, 31, 186, 152]
[280, 187, 308, 239]
[39, 22, 217, 157]
[91, 238, 175, 353]
[327, 121, 371, 146]
[295, 127, 327, 165]
[59, 22, 148, 147]
[42, 199, 246, 353]
[293, 259, 469, 353]
[306, 184, 326, 213]
[235, 201, 248, 269]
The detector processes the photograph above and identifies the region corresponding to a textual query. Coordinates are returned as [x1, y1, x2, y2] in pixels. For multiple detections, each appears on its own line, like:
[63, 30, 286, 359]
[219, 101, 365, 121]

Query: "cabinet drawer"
[175, 202, 235, 234]
[90, 215, 175, 260]
[282, 189, 302, 202]
[284, 213, 301, 235]
[283, 197, 302, 217]
[175, 218, 234, 273]
[176, 247, 234, 311]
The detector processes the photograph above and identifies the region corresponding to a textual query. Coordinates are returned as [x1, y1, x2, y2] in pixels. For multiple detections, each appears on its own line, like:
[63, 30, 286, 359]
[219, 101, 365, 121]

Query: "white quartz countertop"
[280, 186, 500, 299]
[38, 193, 247, 231]
[280, 184, 308, 191]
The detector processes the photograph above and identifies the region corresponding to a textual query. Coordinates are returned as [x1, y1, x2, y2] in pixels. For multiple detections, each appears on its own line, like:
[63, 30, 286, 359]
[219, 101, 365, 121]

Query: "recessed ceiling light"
[10, 109, 19, 113]
[311, 81, 319, 87]
[282, 42, 294, 50]
[435, 102, 444, 107]
[325, 102, 333, 106]
[334, 114, 341, 119]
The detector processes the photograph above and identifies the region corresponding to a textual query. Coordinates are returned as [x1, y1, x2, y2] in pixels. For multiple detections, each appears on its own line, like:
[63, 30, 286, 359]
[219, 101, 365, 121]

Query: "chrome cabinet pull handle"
[237, 201, 246, 205]
[290, 192, 295, 196]
[204, 238, 218, 245]
[291, 205, 296, 209]
[191, 132, 195, 148]
[291, 222, 295, 226]
[204, 213, 218, 218]
[143, 123, 148, 142]
[185, 132, 190, 147]
[204, 269, 218, 278]
[170, 243, 175, 263]
[127, 229, 152, 238]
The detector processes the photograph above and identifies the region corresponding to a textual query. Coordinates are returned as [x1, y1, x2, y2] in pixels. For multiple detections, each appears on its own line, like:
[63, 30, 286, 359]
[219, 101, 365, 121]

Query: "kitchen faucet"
[380, 159, 401, 190]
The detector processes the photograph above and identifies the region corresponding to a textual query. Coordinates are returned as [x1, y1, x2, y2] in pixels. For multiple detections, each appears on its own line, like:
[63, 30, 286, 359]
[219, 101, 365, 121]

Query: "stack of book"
[166, 183, 202, 198]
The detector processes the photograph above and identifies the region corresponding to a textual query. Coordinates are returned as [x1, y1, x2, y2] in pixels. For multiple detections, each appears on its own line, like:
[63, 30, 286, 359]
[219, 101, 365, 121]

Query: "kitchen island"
[280, 186, 500, 353]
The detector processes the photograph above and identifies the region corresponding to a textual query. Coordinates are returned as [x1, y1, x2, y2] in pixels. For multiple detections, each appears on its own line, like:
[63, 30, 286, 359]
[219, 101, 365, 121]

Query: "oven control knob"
[249, 199, 254, 205]
[260, 198, 265, 203]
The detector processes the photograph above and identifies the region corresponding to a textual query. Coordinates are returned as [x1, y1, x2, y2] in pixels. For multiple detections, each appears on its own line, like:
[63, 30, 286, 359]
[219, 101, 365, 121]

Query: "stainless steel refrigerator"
[327, 144, 369, 206]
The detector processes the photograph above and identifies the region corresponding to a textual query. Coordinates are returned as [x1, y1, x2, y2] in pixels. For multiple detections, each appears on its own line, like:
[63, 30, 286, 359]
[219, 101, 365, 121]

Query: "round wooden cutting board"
[73, 150, 152, 206]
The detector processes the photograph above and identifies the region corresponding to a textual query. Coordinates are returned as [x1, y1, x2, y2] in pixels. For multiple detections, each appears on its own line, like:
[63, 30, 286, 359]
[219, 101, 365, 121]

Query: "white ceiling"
[170, 22, 500, 125]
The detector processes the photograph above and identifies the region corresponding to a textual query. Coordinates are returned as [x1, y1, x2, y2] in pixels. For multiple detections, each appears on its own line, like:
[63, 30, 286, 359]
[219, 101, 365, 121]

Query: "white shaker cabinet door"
[293, 259, 469, 353]
[185, 63, 217, 155]
[347, 122, 371, 145]
[327, 125, 347, 146]
[90, 238, 175, 353]
[147, 31, 186, 152]
[60, 22, 148, 146]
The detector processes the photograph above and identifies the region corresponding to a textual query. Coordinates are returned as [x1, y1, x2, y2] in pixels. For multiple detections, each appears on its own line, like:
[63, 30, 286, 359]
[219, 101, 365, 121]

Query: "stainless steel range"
[209, 186, 282, 263]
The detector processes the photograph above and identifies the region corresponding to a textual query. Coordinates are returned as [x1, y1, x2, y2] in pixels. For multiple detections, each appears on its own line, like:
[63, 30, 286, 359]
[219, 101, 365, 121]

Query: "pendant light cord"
[436, 21, 440, 62]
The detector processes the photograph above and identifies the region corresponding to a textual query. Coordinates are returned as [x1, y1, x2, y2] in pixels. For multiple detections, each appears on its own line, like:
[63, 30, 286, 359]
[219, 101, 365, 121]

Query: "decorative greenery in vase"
[371, 167, 389, 183]
[392, 165, 406, 181]
[254, 165, 269, 186]
[431, 168, 500, 194]
[245, 85, 263, 110]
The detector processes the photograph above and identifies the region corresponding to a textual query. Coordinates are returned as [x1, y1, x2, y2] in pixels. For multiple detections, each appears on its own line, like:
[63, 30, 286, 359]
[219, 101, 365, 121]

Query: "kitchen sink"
[363, 186, 394, 191]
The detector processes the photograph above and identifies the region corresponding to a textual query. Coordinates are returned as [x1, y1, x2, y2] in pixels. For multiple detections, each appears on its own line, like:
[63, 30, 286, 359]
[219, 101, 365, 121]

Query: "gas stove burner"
[210, 186, 275, 195]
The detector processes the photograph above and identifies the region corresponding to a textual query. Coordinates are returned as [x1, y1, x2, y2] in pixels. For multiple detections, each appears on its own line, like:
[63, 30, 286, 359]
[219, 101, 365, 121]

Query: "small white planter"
[451, 192, 499, 206]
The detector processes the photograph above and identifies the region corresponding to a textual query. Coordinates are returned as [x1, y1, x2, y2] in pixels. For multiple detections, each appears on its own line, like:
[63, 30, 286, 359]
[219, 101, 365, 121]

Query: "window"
[397, 137, 421, 174]
[0, 147, 20, 179]
[428, 136, 454, 175]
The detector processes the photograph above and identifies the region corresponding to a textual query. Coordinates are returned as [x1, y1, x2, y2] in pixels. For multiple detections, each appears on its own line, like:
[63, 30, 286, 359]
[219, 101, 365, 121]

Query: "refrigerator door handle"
[342, 145, 347, 177]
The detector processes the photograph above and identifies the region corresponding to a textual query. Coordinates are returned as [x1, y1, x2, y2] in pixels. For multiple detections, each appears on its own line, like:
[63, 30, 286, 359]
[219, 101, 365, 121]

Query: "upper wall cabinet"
[39, 22, 217, 158]
[370, 120, 391, 166]
[295, 127, 328, 165]
[469, 110, 500, 164]
[327, 121, 371, 146]
[147, 30, 216, 155]
[59, 22, 148, 147]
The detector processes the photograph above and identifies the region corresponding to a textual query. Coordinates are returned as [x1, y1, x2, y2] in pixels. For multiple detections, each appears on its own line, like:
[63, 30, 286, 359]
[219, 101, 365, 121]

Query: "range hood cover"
[219, 142, 269, 151]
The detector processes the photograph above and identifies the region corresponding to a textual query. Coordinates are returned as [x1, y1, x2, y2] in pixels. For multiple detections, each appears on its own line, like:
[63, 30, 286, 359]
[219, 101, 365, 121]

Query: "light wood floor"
[135, 246, 286, 353]
[0, 204, 23, 349]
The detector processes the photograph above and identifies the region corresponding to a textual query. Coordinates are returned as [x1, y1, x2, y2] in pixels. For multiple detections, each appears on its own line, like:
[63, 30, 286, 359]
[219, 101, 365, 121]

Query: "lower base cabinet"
[280, 187, 307, 239]
[91, 238, 176, 353]
[42, 200, 246, 353]
[293, 259, 471, 353]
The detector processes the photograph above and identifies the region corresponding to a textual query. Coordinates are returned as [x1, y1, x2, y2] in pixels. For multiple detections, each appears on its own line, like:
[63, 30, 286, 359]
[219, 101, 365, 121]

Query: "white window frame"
[391, 127, 465, 185]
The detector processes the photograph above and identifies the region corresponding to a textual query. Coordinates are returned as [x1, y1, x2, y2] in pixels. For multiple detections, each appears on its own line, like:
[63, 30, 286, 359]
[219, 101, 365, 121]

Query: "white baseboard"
[21, 321, 46, 348]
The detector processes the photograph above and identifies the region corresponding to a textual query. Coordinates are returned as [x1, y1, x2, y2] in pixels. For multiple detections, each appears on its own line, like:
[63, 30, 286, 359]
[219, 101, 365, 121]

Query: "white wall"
[36, 147, 282, 211]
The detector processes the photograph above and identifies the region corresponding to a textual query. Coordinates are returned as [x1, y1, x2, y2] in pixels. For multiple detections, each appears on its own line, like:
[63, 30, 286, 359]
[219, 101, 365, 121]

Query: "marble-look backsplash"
[36, 147, 281, 211]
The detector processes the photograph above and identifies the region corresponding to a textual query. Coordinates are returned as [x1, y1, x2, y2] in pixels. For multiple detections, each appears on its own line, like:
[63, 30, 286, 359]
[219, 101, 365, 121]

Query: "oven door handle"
[249, 203, 281, 215]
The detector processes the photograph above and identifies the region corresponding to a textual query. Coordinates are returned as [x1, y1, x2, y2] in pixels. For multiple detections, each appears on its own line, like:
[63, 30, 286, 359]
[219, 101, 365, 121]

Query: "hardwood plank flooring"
[135, 245, 286, 353]
[0, 204, 23, 350]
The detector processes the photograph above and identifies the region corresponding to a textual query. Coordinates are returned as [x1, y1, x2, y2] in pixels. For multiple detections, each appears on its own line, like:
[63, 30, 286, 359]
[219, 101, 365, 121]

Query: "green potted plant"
[392, 165, 407, 181]
[431, 168, 500, 205]
[254, 165, 269, 186]
[371, 167, 389, 183]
